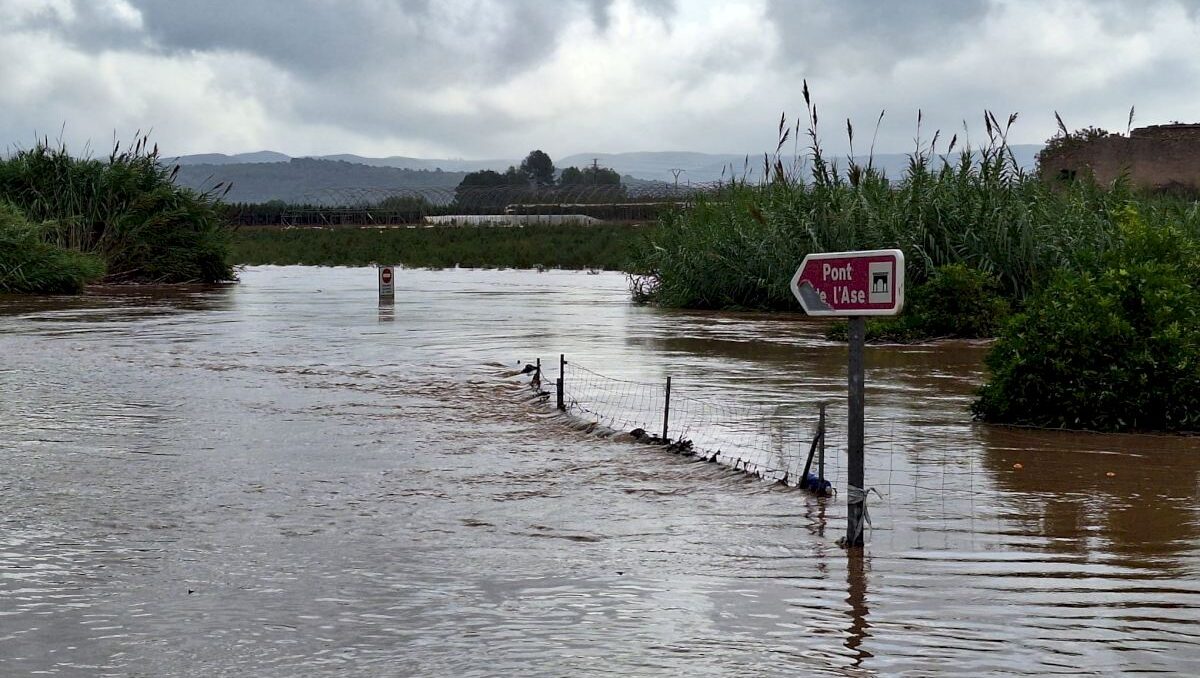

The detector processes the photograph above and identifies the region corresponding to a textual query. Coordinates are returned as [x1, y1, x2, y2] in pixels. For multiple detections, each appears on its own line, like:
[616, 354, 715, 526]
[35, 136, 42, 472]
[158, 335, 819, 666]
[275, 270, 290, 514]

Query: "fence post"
[556, 354, 566, 411]
[662, 376, 671, 442]
[818, 402, 827, 486]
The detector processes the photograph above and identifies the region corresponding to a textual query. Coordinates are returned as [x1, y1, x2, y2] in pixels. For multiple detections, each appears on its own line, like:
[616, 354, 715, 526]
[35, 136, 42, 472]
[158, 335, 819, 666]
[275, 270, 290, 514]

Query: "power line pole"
[670, 168, 685, 193]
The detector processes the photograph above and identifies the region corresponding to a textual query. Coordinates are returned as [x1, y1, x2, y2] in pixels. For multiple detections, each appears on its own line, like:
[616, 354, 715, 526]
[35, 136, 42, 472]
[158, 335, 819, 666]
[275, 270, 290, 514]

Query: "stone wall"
[1039, 124, 1200, 192]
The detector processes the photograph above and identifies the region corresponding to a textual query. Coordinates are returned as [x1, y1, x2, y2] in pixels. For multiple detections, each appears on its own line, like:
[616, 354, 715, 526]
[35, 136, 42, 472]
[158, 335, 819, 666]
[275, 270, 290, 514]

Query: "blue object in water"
[800, 473, 832, 495]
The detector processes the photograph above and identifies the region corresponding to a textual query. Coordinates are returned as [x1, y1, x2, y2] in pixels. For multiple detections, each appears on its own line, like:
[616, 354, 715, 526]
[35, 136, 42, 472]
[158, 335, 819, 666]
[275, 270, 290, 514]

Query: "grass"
[229, 223, 656, 270]
[0, 136, 235, 287]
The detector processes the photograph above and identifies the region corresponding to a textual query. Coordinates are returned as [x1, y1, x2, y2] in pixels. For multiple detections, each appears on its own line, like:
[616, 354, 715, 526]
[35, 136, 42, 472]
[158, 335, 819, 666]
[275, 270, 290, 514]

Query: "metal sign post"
[846, 316, 866, 546]
[791, 249, 904, 548]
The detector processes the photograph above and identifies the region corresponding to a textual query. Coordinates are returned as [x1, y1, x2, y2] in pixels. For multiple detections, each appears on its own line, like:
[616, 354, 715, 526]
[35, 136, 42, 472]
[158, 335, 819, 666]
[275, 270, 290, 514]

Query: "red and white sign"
[378, 265, 395, 297]
[790, 249, 905, 316]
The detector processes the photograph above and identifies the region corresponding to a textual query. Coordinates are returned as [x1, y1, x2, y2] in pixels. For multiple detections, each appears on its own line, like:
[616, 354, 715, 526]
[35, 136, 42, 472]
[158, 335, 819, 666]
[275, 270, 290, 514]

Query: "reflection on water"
[844, 550, 871, 669]
[981, 426, 1200, 570]
[1, 266, 1198, 675]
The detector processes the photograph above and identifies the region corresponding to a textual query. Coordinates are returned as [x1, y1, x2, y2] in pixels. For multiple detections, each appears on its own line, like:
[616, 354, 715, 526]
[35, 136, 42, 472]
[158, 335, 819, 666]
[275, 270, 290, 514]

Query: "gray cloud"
[28, 0, 680, 155]
[1, 0, 1198, 159]
[766, 0, 990, 75]
[42, 0, 574, 85]
[761, 0, 1200, 151]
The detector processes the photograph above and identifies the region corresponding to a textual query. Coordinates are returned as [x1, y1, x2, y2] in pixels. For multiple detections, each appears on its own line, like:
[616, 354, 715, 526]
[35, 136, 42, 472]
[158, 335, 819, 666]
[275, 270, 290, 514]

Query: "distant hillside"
[174, 158, 467, 204]
[173, 151, 291, 165]
[170, 146, 1045, 204]
[175, 151, 510, 173]
[315, 154, 511, 173]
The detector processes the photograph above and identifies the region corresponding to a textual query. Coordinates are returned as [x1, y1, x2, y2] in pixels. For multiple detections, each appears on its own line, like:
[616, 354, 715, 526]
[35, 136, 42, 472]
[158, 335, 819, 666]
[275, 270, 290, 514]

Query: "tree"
[519, 150, 556, 187]
[559, 165, 621, 187]
[376, 195, 431, 212]
[453, 167, 526, 207]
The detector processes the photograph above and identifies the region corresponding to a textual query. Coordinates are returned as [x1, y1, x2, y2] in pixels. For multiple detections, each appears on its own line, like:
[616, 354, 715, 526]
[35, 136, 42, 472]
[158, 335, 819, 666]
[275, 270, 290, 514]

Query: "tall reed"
[630, 94, 1198, 311]
[0, 136, 234, 284]
[0, 201, 104, 293]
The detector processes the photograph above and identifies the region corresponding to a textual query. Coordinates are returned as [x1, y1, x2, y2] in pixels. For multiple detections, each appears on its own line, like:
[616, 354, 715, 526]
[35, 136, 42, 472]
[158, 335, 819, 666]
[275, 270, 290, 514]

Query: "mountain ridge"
[175, 146, 1043, 185]
[171, 146, 1045, 203]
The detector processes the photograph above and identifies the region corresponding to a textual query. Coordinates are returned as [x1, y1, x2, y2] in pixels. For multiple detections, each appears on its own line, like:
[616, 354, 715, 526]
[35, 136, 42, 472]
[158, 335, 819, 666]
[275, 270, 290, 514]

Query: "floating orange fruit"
[1012, 463, 1023, 470]
[1106, 471, 1116, 477]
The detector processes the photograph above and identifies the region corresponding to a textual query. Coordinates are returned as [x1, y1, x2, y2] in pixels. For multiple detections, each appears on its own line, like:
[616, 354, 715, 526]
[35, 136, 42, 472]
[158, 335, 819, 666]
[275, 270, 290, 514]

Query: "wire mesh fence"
[517, 353, 1030, 550]
[525, 355, 835, 494]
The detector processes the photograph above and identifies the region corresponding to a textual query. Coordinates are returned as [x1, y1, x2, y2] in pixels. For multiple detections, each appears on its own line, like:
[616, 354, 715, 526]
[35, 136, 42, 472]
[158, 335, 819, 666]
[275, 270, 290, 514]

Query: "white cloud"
[1, 0, 1199, 159]
[475, 0, 781, 154]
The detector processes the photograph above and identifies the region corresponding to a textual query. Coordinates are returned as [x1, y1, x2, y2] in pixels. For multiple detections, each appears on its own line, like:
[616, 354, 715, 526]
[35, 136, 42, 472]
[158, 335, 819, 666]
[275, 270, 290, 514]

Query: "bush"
[0, 202, 104, 294]
[828, 264, 1010, 342]
[972, 210, 1200, 431]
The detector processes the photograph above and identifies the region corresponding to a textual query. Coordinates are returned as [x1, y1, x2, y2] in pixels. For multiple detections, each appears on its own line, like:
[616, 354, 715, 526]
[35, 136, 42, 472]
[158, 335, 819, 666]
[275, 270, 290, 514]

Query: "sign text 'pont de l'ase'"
[789, 249, 905, 316]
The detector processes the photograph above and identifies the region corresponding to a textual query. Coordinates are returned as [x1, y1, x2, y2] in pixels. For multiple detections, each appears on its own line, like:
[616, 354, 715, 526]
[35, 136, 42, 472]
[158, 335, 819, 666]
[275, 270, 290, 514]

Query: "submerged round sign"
[790, 249, 905, 316]
[378, 265, 396, 298]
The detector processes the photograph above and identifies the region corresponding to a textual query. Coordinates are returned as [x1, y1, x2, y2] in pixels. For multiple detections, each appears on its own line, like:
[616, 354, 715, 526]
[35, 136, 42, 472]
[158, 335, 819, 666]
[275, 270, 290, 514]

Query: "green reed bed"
[0, 201, 104, 294]
[0, 137, 235, 292]
[229, 222, 655, 271]
[631, 100, 1200, 313]
[636, 150, 1129, 310]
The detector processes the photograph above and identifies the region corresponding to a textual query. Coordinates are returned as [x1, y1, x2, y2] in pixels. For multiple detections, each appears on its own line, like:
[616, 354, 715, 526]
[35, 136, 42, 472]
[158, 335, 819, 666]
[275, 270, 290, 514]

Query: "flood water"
[2, 266, 1199, 676]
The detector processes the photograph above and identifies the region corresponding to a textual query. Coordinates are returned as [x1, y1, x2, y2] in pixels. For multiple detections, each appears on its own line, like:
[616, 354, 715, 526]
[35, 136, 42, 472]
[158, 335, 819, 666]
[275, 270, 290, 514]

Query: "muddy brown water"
[1, 266, 1198, 676]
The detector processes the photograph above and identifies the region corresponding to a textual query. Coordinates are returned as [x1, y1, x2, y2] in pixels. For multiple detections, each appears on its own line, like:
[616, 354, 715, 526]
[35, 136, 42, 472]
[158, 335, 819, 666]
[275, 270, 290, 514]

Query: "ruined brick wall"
[1038, 124, 1200, 192]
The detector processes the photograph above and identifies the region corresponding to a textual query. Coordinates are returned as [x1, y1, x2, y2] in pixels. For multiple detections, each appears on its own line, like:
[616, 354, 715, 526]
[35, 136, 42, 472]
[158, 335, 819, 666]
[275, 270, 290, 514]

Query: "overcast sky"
[2, 0, 1199, 160]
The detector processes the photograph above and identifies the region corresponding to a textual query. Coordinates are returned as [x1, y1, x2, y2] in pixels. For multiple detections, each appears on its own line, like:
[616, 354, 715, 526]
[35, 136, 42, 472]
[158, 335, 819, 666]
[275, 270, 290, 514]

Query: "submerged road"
[2, 266, 1198, 675]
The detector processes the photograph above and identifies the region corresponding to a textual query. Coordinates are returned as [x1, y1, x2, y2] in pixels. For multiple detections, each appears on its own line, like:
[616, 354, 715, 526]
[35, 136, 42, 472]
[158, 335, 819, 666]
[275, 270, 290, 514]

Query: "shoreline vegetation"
[627, 87, 1200, 431]
[0, 136, 235, 295]
[229, 222, 651, 270]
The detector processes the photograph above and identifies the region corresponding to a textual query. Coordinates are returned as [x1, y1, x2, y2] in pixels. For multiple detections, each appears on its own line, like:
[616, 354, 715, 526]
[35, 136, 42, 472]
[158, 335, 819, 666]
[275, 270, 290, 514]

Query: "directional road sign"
[790, 249, 905, 317]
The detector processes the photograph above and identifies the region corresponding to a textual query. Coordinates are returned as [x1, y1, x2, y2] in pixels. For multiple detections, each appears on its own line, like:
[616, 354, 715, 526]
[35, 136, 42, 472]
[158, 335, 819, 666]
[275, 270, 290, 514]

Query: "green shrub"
[907, 264, 1010, 338]
[0, 202, 104, 294]
[828, 264, 1010, 342]
[972, 210, 1200, 431]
